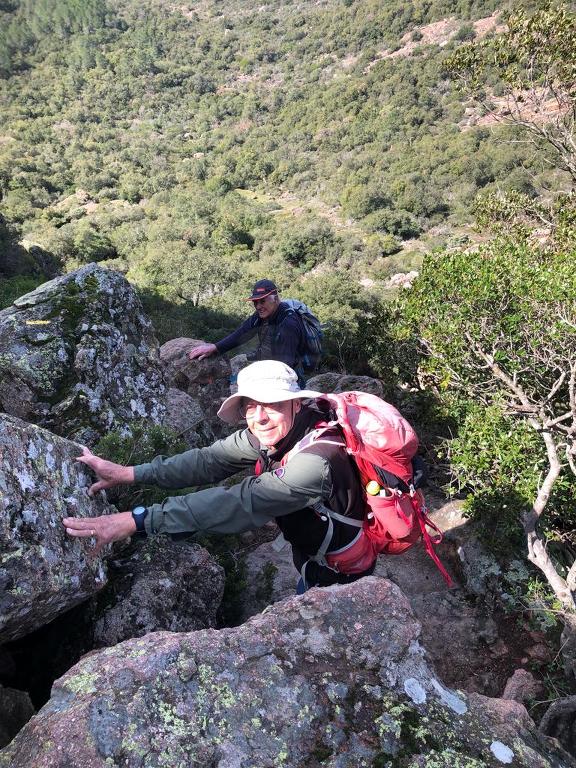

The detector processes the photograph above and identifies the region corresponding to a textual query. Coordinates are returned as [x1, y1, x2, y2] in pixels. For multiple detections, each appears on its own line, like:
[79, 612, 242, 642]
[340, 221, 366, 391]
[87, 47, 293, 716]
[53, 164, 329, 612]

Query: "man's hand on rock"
[76, 447, 135, 496]
[188, 343, 217, 361]
[63, 511, 136, 557]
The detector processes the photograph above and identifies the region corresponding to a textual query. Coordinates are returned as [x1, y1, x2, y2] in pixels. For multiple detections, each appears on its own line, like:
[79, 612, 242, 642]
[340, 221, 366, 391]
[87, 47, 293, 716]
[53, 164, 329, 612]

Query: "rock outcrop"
[160, 337, 235, 443]
[0, 415, 112, 644]
[92, 537, 225, 647]
[0, 264, 166, 445]
[307, 371, 385, 397]
[1, 577, 571, 768]
[240, 498, 557, 702]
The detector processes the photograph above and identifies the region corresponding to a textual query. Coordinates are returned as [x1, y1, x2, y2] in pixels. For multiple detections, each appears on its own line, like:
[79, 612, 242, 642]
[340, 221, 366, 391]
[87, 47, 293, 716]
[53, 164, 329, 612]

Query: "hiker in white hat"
[64, 361, 375, 592]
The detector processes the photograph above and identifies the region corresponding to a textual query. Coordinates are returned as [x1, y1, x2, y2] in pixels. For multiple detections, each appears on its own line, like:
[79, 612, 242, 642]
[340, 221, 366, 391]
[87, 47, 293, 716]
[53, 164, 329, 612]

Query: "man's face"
[251, 292, 279, 320]
[243, 398, 301, 447]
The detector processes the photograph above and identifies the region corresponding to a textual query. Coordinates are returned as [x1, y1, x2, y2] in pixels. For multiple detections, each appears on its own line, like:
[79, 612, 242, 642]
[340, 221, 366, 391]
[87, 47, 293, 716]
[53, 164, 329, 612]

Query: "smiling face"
[243, 398, 301, 447]
[251, 292, 280, 320]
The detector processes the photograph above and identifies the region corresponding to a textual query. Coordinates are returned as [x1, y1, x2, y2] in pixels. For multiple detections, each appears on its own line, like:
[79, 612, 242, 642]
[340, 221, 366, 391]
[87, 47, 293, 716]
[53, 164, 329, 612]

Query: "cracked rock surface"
[0, 577, 572, 768]
[0, 415, 112, 643]
[0, 264, 166, 445]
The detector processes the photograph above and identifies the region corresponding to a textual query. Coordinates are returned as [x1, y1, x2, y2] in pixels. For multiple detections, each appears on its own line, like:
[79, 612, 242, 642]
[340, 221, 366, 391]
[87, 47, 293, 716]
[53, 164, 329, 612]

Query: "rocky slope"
[2, 577, 572, 768]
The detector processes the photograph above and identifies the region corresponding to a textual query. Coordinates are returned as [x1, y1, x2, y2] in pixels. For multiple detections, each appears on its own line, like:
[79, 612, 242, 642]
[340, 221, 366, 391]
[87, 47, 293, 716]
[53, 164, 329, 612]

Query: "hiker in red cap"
[188, 279, 305, 380]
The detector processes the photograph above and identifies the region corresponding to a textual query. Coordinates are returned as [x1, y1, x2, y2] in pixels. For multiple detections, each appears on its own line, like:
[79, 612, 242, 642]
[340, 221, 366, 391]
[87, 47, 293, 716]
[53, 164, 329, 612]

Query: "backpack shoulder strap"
[282, 424, 345, 465]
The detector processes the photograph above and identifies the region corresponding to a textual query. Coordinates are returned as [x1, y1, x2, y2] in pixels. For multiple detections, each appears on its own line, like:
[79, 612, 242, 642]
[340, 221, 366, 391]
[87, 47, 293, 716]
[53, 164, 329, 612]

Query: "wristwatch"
[131, 505, 148, 535]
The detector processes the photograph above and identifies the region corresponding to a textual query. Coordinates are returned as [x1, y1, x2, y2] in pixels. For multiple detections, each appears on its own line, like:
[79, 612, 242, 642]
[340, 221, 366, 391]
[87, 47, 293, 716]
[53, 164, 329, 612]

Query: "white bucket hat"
[217, 360, 323, 424]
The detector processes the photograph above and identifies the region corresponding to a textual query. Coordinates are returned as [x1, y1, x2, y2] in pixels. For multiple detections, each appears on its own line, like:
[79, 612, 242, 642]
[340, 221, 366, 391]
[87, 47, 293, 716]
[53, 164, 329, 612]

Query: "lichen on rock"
[0, 264, 166, 445]
[0, 414, 114, 643]
[0, 578, 572, 767]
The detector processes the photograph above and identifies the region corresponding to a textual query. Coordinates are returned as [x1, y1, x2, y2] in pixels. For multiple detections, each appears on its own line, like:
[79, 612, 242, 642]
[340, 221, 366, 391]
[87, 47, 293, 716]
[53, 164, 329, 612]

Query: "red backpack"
[286, 391, 452, 587]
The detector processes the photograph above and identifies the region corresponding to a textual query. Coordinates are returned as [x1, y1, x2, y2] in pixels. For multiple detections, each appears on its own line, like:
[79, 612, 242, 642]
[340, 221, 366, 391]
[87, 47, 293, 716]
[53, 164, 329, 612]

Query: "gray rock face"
[0, 685, 34, 749]
[0, 264, 166, 445]
[92, 537, 225, 647]
[163, 387, 215, 449]
[160, 338, 234, 442]
[0, 415, 112, 644]
[307, 371, 385, 397]
[0, 577, 571, 768]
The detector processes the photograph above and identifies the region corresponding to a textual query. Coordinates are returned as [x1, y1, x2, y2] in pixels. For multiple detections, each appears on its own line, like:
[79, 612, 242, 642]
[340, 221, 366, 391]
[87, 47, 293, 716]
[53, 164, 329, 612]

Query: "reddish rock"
[2, 578, 572, 768]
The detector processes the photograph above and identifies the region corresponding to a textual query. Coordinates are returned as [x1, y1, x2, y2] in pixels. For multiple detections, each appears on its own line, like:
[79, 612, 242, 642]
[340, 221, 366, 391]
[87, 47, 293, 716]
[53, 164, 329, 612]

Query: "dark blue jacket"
[215, 301, 303, 370]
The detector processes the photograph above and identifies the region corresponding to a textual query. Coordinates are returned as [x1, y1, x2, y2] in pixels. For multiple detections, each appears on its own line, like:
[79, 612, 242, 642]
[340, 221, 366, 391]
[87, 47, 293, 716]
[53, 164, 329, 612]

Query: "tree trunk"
[524, 429, 576, 679]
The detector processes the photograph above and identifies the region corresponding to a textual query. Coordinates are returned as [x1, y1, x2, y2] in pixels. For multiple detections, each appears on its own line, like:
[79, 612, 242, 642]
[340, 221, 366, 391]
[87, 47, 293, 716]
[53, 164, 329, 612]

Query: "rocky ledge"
[0, 577, 571, 768]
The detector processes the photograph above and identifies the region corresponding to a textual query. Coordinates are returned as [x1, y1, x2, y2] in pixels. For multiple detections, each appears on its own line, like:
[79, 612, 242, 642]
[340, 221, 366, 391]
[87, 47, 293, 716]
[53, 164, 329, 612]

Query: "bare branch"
[546, 371, 567, 402]
[524, 430, 576, 613]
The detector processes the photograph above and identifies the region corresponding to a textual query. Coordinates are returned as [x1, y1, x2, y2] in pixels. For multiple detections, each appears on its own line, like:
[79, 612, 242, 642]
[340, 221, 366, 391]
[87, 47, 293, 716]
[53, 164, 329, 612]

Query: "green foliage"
[94, 422, 188, 509]
[403, 239, 576, 402]
[0, 274, 43, 309]
[0, 0, 553, 284]
[472, 190, 546, 235]
[362, 208, 421, 239]
[95, 422, 187, 467]
[274, 219, 335, 269]
[501, 560, 563, 633]
[447, 404, 544, 555]
[446, 3, 576, 181]
[369, 233, 402, 256]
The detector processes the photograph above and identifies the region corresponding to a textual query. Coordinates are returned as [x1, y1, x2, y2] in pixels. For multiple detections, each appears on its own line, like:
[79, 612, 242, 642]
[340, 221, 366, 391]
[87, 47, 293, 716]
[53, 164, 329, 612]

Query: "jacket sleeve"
[215, 314, 258, 354]
[133, 429, 258, 489]
[143, 450, 333, 536]
[272, 312, 302, 368]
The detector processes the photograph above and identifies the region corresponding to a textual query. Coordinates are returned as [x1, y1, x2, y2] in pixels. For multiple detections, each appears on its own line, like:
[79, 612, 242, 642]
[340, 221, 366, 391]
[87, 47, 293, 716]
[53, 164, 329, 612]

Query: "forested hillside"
[0, 0, 555, 344]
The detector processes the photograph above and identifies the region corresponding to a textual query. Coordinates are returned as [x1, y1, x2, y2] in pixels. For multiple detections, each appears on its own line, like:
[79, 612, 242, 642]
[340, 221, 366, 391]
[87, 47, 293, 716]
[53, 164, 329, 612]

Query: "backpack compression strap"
[284, 426, 365, 586]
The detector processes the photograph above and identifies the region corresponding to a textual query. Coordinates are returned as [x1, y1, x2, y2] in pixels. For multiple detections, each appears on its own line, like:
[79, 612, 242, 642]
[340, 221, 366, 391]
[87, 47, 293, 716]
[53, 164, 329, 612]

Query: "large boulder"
[162, 387, 216, 449]
[1, 577, 571, 767]
[92, 537, 225, 647]
[240, 498, 553, 701]
[160, 338, 234, 442]
[0, 264, 166, 445]
[0, 415, 112, 644]
[307, 371, 385, 397]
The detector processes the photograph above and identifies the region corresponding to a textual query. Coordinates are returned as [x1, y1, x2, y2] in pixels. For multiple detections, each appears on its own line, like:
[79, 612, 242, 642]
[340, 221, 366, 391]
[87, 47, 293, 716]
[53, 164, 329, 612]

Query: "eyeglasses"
[239, 400, 287, 418]
[252, 293, 277, 306]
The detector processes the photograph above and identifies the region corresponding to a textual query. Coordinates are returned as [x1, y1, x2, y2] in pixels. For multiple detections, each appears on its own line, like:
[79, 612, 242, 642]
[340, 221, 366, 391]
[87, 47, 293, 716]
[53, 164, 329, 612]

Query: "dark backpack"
[283, 299, 324, 373]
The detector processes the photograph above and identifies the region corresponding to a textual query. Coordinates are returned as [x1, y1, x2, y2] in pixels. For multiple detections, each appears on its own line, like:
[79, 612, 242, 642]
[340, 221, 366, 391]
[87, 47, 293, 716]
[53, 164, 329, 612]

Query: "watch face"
[132, 506, 148, 534]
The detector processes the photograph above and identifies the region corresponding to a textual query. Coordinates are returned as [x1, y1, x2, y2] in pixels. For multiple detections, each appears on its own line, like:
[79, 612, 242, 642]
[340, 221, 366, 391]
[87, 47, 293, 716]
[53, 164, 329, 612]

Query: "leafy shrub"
[93, 423, 188, 510]
[362, 208, 421, 239]
[0, 274, 44, 309]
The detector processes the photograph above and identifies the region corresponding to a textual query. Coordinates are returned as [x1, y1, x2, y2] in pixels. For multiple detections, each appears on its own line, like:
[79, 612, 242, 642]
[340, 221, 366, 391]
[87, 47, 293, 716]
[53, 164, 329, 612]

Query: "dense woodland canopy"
[0, 0, 551, 333]
[2, 0, 576, 670]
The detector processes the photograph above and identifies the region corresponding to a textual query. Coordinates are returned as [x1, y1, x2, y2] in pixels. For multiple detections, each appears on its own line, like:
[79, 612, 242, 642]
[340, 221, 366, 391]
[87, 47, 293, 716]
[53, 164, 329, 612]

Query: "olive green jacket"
[135, 428, 333, 537]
